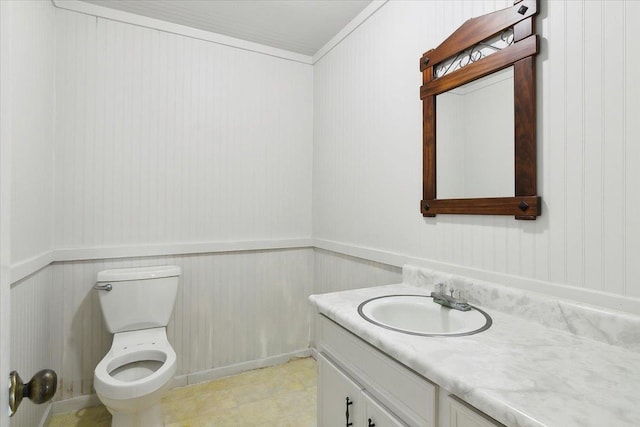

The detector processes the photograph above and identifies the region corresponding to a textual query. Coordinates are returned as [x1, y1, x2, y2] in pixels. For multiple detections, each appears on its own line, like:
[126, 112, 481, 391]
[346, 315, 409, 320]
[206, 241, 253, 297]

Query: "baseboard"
[310, 347, 319, 361]
[178, 348, 314, 386]
[37, 402, 53, 427]
[50, 393, 102, 415]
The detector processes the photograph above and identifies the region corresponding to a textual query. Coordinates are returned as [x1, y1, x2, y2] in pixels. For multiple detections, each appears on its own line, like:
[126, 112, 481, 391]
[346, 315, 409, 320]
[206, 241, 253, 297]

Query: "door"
[317, 354, 363, 427]
[0, 1, 12, 424]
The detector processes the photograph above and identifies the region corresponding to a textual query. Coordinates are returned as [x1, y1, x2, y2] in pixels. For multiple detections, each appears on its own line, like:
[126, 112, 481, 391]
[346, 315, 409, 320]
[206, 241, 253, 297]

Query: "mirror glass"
[436, 67, 514, 199]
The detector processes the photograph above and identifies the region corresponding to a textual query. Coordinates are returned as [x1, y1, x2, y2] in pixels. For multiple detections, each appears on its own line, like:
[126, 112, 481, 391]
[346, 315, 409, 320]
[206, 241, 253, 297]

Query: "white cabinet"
[316, 314, 502, 427]
[318, 353, 406, 427]
[317, 354, 363, 427]
[363, 391, 407, 427]
[316, 315, 435, 426]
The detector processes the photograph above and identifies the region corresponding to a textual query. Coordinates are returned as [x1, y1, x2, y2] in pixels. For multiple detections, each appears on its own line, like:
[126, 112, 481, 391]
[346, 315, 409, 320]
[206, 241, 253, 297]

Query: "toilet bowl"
[94, 328, 176, 426]
[93, 265, 180, 427]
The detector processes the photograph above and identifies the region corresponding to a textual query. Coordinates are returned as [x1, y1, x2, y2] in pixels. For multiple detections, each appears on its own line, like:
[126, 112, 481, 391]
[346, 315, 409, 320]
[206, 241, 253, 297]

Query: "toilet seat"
[94, 328, 176, 401]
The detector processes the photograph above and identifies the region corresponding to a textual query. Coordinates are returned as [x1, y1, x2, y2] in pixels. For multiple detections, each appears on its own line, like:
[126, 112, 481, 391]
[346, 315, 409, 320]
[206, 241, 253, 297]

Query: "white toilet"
[93, 265, 181, 427]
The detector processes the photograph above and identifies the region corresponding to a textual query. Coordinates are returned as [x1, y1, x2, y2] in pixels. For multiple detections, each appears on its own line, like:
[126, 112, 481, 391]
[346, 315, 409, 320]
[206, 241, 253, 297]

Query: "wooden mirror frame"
[420, 0, 540, 220]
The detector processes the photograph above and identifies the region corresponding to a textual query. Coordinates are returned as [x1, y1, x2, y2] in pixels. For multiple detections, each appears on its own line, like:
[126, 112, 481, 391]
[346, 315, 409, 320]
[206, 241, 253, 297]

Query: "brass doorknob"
[9, 369, 57, 417]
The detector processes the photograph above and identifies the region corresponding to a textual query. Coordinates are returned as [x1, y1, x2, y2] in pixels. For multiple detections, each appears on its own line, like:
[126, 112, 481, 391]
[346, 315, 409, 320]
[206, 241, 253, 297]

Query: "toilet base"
[99, 378, 172, 427]
[109, 402, 163, 427]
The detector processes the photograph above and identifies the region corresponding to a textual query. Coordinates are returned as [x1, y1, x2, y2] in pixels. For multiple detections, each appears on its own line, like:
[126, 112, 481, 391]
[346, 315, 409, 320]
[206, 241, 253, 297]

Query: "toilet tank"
[96, 265, 181, 333]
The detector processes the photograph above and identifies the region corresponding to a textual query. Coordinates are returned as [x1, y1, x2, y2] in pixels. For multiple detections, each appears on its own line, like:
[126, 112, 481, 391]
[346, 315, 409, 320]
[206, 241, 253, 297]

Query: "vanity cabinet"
[318, 354, 405, 426]
[317, 354, 363, 426]
[316, 314, 502, 427]
[363, 390, 407, 427]
[317, 314, 436, 426]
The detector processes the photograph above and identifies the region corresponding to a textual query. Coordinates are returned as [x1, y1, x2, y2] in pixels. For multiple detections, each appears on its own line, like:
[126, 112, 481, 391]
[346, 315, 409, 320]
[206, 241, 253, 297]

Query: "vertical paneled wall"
[54, 8, 313, 249]
[8, 0, 54, 265]
[45, 248, 403, 403]
[313, 249, 401, 295]
[52, 249, 313, 400]
[541, 0, 639, 297]
[48, 9, 316, 405]
[313, 0, 640, 300]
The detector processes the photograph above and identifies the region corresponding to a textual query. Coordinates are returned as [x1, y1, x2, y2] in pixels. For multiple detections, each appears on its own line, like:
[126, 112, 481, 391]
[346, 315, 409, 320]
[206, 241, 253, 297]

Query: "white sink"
[358, 294, 491, 336]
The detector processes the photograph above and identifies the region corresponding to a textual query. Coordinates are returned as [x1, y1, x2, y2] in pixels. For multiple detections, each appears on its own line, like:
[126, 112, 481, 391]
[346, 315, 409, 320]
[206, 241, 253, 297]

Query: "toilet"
[93, 265, 181, 427]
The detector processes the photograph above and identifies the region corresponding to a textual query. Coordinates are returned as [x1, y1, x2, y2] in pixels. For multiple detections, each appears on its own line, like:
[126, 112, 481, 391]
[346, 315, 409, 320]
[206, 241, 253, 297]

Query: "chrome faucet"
[430, 283, 471, 311]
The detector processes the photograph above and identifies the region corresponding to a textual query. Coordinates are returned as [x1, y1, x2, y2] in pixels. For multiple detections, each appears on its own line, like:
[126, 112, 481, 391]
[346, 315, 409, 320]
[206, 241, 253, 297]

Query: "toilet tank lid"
[96, 265, 181, 282]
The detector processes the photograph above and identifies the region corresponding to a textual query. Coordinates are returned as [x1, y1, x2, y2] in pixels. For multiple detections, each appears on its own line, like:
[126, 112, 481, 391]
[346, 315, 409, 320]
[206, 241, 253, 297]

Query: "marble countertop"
[310, 283, 640, 427]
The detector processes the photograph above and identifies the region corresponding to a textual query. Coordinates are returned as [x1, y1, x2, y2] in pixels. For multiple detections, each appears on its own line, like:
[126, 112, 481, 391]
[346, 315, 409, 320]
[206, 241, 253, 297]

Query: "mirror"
[437, 67, 514, 199]
[419, 0, 541, 219]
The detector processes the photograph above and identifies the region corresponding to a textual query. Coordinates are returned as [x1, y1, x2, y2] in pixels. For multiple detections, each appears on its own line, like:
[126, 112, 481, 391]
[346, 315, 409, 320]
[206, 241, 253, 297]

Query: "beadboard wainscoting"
[7, 245, 404, 427]
[9, 267, 56, 427]
[310, 248, 402, 350]
[313, 0, 640, 300]
[313, 248, 401, 295]
[50, 248, 314, 401]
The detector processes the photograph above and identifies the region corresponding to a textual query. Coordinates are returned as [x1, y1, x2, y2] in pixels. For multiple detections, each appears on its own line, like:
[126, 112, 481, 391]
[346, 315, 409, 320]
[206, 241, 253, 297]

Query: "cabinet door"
[318, 354, 363, 427]
[449, 397, 502, 427]
[319, 315, 436, 426]
[363, 391, 407, 427]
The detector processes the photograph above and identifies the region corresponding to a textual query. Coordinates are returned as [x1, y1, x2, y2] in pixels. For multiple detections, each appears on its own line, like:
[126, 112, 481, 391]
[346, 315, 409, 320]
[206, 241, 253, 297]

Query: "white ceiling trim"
[52, 0, 313, 64]
[51, 0, 387, 65]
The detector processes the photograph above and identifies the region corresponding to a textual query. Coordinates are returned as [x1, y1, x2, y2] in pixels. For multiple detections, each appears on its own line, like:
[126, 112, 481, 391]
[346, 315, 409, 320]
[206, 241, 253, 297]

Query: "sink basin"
[357, 294, 492, 337]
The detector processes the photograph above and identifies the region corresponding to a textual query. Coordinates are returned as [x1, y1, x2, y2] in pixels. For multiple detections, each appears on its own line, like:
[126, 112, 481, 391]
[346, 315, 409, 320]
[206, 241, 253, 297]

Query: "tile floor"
[46, 357, 317, 427]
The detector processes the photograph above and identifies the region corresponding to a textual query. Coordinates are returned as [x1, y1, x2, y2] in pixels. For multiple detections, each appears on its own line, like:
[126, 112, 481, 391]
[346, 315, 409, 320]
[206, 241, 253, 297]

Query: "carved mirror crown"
[420, 0, 540, 219]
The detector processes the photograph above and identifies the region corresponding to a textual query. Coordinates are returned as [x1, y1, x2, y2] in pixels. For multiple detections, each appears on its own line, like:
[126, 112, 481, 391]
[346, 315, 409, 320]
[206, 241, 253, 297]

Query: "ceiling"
[78, 0, 373, 56]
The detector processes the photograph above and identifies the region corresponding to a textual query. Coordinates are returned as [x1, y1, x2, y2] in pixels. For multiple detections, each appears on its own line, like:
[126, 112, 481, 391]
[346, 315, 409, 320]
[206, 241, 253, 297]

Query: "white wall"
[54, 8, 313, 250]
[8, 0, 55, 266]
[313, 248, 401, 295]
[313, 0, 640, 304]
